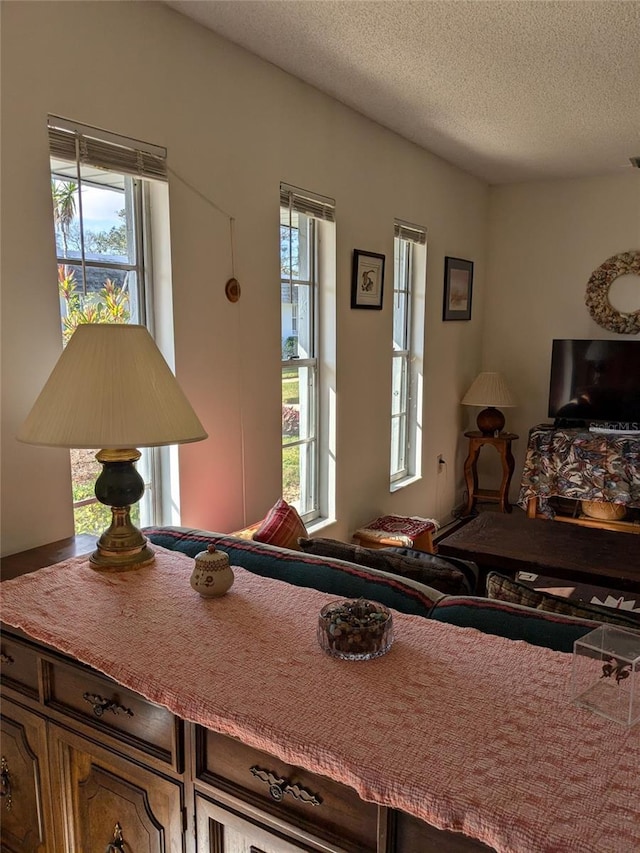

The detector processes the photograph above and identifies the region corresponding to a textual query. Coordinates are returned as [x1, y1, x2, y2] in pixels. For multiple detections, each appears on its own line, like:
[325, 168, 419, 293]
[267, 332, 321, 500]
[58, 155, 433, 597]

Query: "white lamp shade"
[18, 324, 207, 449]
[461, 372, 516, 408]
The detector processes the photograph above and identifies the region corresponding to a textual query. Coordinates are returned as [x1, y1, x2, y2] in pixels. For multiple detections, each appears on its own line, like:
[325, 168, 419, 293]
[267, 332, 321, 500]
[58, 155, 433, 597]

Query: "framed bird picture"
[351, 249, 385, 310]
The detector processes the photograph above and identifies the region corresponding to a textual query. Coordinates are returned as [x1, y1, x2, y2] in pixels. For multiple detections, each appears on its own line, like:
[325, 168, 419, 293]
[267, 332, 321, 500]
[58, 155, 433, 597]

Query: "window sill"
[306, 516, 337, 536]
[390, 474, 422, 493]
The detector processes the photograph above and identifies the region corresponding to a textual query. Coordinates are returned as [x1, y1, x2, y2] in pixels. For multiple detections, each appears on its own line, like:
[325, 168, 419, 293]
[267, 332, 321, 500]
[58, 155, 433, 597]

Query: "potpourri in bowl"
[317, 598, 393, 661]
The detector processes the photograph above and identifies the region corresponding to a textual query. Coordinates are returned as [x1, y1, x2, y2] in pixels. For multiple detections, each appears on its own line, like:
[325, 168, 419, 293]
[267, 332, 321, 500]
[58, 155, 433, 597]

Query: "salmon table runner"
[2, 547, 639, 852]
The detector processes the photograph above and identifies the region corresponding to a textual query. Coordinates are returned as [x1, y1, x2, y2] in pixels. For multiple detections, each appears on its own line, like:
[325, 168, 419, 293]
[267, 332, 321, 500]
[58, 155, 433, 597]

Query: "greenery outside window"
[391, 220, 427, 486]
[280, 184, 335, 523]
[48, 117, 168, 535]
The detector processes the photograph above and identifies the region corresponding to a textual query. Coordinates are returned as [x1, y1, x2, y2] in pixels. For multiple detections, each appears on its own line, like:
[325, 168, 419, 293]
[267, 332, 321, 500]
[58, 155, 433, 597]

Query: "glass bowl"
[317, 598, 393, 661]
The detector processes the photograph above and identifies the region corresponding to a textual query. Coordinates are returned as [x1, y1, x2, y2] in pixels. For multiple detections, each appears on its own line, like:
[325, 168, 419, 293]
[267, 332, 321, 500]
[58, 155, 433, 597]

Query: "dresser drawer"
[196, 728, 378, 852]
[0, 634, 40, 699]
[44, 658, 181, 768]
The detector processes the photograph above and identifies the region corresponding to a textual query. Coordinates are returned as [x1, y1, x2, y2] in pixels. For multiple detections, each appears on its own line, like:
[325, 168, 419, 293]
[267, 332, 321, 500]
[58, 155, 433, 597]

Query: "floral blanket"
[518, 426, 640, 517]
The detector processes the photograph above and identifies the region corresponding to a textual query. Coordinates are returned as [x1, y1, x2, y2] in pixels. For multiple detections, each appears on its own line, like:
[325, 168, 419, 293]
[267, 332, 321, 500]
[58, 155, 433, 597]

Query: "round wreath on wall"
[584, 250, 640, 335]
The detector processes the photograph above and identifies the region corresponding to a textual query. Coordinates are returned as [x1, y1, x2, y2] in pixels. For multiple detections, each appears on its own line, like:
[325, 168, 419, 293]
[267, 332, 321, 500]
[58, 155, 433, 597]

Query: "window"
[280, 184, 335, 523]
[48, 116, 169, 535]
[391, 220, 427, 486]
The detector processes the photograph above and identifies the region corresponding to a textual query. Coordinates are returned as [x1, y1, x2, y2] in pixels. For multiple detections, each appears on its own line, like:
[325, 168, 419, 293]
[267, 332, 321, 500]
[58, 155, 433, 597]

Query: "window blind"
[394, 219, 426, 245]
[280, 183, 335, 222]
[48, 116, 167, 182]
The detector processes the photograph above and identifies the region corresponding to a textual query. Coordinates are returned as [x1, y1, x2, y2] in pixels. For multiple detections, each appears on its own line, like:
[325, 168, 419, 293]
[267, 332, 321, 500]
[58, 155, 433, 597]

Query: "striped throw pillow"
[253, 499, 307, 550]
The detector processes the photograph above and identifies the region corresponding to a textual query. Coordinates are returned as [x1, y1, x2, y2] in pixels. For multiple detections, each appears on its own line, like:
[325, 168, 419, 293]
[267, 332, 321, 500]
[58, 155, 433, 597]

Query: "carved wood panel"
[0, 700, 55, 853]
[47, 724, 183, 853]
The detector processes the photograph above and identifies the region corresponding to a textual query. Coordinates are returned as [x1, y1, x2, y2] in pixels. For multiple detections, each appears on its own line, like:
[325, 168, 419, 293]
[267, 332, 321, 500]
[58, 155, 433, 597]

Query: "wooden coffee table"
[438, 512, 640, 595]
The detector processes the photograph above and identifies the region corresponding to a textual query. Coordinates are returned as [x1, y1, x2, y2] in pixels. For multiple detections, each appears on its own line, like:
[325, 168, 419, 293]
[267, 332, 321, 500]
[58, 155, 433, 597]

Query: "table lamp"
[18, 324, 207, 571]
[461, 371, 516, 435]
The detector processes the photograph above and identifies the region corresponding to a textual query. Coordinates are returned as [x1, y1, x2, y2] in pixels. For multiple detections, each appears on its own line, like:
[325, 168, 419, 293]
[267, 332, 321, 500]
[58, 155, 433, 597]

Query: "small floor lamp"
[461, 371, 516, 435]
[18, 324, 207, 571]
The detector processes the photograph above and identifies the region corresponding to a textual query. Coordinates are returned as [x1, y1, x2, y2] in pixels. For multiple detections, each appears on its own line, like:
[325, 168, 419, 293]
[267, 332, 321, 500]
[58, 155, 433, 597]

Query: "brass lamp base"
[90, 506, 155, 571]
[90, 449, 155, 572]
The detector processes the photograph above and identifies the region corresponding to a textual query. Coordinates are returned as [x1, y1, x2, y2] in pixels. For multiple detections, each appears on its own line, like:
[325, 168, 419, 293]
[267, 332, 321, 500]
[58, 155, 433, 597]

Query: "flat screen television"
[548, 339, 640, 427]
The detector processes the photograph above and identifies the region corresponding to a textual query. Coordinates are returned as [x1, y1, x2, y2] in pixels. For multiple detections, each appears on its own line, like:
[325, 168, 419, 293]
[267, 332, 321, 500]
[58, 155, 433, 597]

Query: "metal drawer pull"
[105, 822, 129, 852]
[250, 765, 322, 806]
[0, 652, 14, 665]
[83, 692, 134, 718]
[1, 756, 12, 811]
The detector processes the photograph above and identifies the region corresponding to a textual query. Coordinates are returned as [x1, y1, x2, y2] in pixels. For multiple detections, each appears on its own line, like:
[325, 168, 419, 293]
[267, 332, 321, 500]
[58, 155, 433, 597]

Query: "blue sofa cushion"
[298, 537, 472, 595]
[144, 526, 443, 619]
[430, 595, 601, 653]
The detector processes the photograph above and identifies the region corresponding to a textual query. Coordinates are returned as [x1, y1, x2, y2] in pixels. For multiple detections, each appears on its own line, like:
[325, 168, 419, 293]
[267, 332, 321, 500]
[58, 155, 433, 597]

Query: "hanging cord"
[168, 166, 239, 301]
[229, 216, 237, 279]
[167, 166, 234, 221]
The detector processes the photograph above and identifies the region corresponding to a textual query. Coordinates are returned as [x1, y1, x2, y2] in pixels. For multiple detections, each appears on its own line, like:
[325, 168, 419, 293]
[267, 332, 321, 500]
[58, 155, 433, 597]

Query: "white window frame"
[391, 220, 427, 488]
[48, 116, 170, 531]
[280, 184, 336, 525]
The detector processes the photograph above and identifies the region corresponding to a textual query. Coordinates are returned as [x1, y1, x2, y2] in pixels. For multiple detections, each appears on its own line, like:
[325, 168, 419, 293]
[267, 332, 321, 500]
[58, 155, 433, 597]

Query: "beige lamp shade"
[461, 372, 516, 408]
[461, 372, 516, 435]
[18, 324, 207, 449]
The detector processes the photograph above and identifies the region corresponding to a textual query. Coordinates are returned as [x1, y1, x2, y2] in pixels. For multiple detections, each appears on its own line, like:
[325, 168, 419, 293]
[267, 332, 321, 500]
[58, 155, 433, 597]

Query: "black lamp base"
[476, 407, 505, 435]
[90, 449, 155, 572]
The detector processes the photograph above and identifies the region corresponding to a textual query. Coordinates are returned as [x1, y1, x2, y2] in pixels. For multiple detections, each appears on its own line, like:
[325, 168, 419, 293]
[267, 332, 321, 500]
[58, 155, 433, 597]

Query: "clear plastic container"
[572, 624, 640, 727]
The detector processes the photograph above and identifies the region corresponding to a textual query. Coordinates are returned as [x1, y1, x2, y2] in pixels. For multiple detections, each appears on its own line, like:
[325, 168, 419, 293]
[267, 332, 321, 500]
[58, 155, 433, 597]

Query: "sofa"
[144, 526, 640, 653]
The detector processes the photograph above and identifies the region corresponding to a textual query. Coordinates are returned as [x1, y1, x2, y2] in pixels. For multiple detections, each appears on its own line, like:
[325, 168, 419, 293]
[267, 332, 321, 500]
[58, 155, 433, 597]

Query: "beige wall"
[1, 1, 488, 556]
[485, 173, 640, 494]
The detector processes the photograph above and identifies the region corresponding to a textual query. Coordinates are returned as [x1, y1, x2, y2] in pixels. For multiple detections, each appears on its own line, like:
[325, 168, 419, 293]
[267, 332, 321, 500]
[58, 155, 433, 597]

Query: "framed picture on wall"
[351, 249, 385, 309]
[442, 256, 474, 321]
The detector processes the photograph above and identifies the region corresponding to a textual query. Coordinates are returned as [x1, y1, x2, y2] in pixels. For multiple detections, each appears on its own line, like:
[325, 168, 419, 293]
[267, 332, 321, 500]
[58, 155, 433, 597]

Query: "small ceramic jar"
[190, 545, 234, 598]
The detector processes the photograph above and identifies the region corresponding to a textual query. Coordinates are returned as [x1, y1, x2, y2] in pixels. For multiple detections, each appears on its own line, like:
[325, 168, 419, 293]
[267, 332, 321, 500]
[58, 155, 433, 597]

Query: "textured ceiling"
[164, 0, 640, 185]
